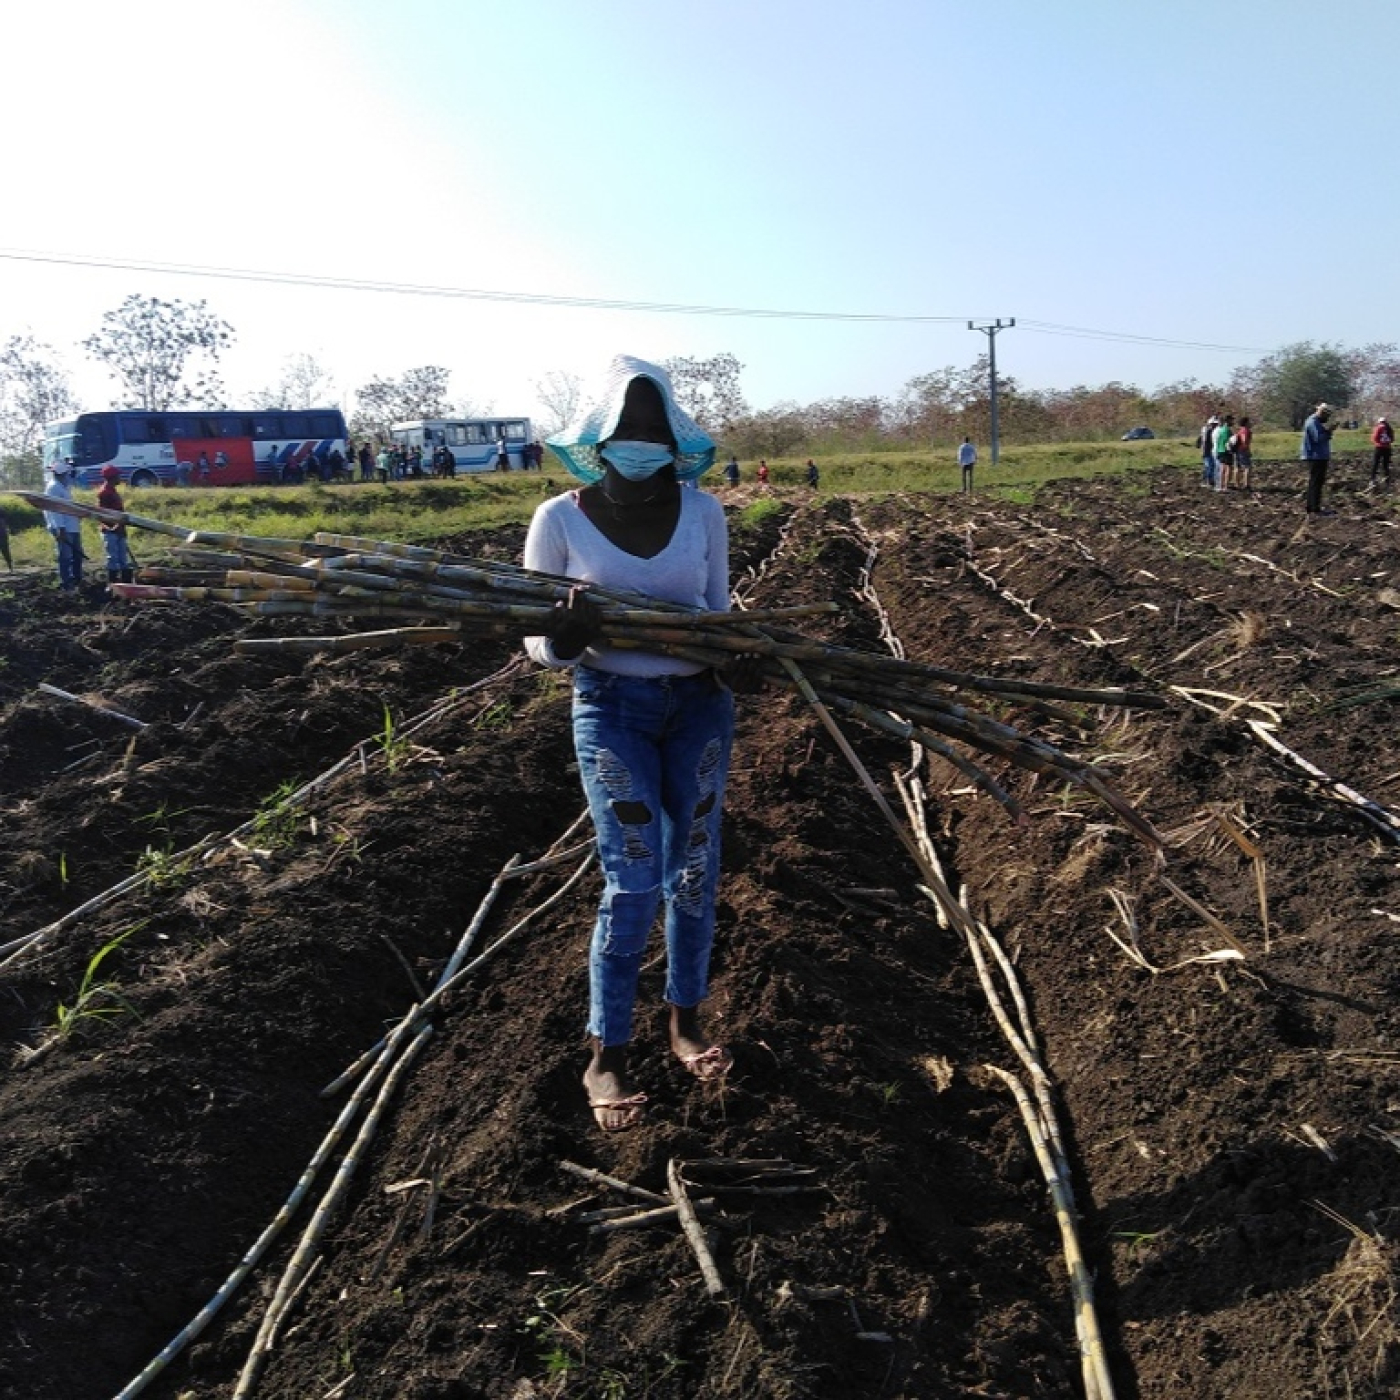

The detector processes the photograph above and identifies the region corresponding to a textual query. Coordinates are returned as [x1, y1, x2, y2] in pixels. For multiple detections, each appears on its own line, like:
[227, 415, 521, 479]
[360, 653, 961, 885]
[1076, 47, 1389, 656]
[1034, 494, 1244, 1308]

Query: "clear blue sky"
[2, 0, 1395, 423]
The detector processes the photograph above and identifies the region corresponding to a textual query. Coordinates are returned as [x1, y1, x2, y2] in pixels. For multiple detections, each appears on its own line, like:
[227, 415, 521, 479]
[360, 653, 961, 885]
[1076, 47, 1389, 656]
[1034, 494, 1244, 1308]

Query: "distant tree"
[724, 403, 809, 459]
[1148, 378, 1227, 436]
[661, 353, 747, 432]
[349, 366, 452, 441]
[534, 369, 583, 437]
[248, 353, 339, 410]
[83, 294, 234, 410]
[1247, 342, 1355, 430]
[802, 395, 890, 450]
[0, 335, 79, 486]
[892, 362, 985, 443]
[1344, 342, 1400, 424]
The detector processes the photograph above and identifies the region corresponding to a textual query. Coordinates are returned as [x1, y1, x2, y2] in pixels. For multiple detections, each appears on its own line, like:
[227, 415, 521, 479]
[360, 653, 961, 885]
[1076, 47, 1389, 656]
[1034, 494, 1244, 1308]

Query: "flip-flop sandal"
[588, 1092, 647, 1132]
[679, 1045, 733, 1081]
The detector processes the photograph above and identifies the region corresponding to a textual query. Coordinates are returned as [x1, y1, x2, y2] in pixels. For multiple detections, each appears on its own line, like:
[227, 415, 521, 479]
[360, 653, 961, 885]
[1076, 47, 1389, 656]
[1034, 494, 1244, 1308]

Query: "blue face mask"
[600, 439, 675, 480]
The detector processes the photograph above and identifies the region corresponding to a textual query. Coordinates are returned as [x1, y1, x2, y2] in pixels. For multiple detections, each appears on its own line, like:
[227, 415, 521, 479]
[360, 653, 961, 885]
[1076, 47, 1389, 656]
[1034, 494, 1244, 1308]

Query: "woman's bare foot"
[669, 1005, 733, 1081]
[583, 1042, 646, 1132]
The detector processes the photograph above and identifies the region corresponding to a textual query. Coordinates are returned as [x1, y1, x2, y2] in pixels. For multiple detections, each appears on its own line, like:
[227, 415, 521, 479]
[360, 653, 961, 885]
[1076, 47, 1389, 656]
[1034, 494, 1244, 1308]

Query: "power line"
[0, 248, 1260, 354]
[1019, 318, 1265, 355]
[0, 247, 974, 324]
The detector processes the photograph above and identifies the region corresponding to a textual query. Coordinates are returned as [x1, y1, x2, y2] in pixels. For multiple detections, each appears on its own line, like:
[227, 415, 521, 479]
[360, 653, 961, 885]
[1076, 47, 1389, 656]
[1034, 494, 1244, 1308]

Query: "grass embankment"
[0, 429, 1372, 574]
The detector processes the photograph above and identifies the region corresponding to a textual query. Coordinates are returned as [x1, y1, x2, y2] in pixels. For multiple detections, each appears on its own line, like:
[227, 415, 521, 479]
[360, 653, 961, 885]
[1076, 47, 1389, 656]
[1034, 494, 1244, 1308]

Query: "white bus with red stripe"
[44, 408, 350, 488]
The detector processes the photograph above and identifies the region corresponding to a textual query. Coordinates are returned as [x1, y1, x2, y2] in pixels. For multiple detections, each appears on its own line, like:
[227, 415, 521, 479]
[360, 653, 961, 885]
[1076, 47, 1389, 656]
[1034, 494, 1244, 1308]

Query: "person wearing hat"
[524, 355, 747, 1132]
[1371, 415, 1394, 488]
[96, 466, 135, 586]
[42, 459, 86, 591]
[1301, 403, 1336, 515]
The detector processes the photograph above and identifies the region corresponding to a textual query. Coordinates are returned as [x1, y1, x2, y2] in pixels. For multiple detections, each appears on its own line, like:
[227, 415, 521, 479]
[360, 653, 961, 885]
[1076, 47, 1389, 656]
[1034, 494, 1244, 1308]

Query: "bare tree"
[349, 366, 452, 441]
[83, 294, 234, 410]
[0, 335, 80, 487]
[661, 353, 747, 432]
[533, 369, 583, 437]
[248, 353, 339, 410]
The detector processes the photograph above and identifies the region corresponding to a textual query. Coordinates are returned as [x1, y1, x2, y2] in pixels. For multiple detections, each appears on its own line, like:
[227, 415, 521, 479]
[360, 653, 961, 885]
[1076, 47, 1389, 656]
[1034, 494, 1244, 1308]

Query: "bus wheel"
[130, 470, 159, 488]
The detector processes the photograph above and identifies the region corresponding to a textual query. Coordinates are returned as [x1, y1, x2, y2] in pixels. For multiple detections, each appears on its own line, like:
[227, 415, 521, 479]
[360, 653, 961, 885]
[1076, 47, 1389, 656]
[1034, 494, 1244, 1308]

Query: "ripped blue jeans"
[571, 666, 735, 1046]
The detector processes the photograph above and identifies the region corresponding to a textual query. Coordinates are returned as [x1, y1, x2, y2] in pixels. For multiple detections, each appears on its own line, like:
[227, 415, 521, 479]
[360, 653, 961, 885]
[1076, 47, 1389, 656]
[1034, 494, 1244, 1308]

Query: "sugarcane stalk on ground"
[17, 494, 1167, 845]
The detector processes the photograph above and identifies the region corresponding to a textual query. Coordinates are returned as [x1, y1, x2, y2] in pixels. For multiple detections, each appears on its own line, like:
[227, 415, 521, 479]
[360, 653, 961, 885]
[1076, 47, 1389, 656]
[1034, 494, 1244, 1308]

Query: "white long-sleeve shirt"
[43, 475, 81, 534]
[522, 488, 729, 677]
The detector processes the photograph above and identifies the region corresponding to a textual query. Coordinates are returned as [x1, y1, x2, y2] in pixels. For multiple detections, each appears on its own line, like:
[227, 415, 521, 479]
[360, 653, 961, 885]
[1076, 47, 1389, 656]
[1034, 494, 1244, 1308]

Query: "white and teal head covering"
[547, 354, 716, 484]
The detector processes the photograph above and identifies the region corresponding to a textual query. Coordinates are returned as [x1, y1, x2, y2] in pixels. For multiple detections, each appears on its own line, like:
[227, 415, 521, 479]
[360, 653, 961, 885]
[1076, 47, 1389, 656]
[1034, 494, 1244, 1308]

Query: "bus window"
[251, 414, 284, 439]
[169, 416, 196, 439]
[80, 416, 114, 461]
[307, 412, 340, 438]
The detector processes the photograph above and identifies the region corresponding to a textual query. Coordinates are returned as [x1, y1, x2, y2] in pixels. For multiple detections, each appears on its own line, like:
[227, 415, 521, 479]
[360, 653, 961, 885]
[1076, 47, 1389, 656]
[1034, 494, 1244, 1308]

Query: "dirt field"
[3, 461, 1400, 1400]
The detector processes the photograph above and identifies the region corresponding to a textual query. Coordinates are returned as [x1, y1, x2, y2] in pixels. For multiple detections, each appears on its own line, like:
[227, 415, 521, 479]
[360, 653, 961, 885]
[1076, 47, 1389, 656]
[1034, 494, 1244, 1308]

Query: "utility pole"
[967, 318, 1015, 464]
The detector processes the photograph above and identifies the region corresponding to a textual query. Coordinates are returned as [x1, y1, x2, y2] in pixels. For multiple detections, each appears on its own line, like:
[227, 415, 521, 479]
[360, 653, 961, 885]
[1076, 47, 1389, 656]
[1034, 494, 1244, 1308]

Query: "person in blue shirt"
[1301, 403, 1335, 515]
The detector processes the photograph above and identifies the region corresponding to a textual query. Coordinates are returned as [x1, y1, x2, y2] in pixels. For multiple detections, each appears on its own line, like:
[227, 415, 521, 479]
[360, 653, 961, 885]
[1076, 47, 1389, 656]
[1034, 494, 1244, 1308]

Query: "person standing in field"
[43, 459, 85, 591]
[524, 355, 750, 1133]
[1301, 402, 1335, 515]
[957, 436, 977, 493]
[1200, 412, 1220, 487]
[96, 466, 135, 587]
[495, 436, 510, 471]
[1371, 416, 1393, 487]
[1231, 416, 1254, 491]
[756, 459, 770, 488]
[1212, 415, 1235, 493]
[723, 455, 740, 488]
[805, 458, 820, 488]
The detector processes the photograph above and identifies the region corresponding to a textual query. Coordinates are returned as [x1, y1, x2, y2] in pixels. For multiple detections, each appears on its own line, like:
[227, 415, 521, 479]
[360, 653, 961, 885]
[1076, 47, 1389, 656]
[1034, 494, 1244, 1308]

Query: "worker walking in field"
[524, 356, 751, 1133]
[958, 436, 977, 493]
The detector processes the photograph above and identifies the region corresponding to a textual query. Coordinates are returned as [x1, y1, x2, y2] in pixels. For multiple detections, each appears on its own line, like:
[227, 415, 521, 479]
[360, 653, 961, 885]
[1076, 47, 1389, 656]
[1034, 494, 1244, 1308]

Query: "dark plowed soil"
[3, 464, 1400, 1400]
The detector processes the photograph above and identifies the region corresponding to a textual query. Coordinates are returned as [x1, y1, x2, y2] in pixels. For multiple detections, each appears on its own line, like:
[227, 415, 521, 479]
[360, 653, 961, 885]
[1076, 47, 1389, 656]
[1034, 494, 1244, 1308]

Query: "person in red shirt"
[1371, 417, 1394, 487]
[1231, 416, 1254, 491]
[96, 466, 135, 587]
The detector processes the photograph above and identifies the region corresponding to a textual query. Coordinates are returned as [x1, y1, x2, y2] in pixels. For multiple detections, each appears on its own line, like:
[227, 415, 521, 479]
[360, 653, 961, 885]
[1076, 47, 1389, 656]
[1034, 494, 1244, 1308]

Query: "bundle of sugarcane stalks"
[22, 492, 1167, 846]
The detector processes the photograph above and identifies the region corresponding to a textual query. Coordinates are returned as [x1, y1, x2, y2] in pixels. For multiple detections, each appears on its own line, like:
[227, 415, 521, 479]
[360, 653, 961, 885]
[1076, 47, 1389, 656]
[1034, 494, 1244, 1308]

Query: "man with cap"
[1301, 403, 1336, 515]
[1371, 416, 1394, 488]
[96, 465, 135, 586]
[43, 459, 86, 590]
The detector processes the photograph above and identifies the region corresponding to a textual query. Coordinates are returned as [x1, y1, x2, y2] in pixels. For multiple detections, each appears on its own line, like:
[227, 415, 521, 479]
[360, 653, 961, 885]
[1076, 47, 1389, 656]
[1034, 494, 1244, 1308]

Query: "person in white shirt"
[524, 356, 749, 1132]
[43, 460, 86, 590]
[957, 437, 978, 493]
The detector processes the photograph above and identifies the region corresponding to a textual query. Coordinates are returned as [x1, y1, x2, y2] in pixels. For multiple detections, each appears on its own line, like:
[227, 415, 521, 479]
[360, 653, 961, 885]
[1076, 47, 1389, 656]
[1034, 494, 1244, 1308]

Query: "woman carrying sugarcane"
[523, 356, 745, 1132]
